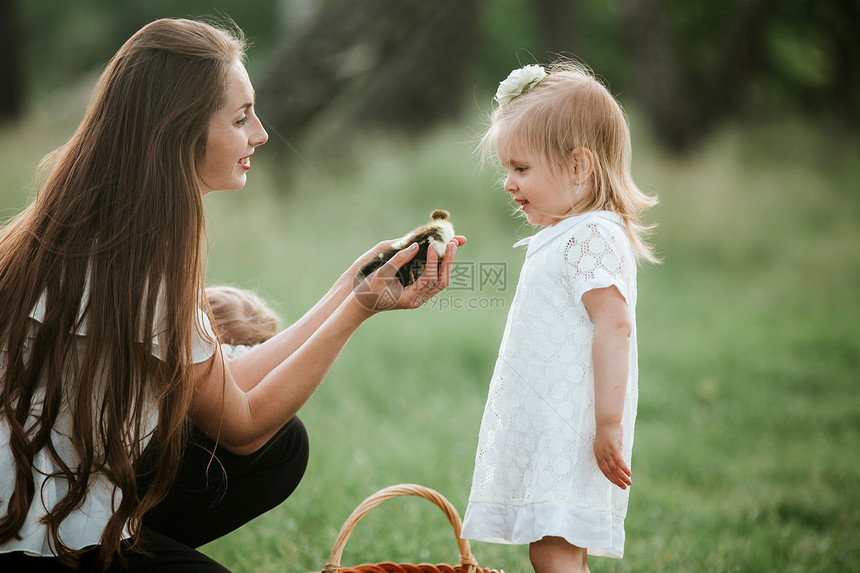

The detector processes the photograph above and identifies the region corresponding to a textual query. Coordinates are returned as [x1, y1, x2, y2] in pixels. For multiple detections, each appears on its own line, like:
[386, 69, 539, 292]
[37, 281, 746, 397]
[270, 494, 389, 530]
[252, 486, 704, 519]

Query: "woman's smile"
[197, 60, 268, 194]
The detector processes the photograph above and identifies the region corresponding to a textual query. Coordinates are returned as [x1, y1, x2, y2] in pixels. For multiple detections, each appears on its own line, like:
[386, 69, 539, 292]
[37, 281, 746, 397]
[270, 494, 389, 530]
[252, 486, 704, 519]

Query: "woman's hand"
[344, 236, 467, 278]
[345, 239, 394, 278]
[195, 235, 464, 454]
[352, 236, 465, 314]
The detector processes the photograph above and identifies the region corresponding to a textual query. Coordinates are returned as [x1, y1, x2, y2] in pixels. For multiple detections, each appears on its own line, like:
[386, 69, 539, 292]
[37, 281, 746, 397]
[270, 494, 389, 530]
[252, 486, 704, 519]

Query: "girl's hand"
[353, 237, 464, 314]
[594, 422, 632, 490]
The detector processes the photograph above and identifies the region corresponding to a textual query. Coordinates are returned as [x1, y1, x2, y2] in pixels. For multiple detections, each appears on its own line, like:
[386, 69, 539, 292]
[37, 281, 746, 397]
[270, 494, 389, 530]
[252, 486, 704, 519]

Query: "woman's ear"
[569, 147, 595, 184]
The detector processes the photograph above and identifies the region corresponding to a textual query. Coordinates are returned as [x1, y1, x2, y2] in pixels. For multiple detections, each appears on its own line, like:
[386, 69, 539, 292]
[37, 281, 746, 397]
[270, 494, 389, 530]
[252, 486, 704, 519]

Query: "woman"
[0, 18, 463, 572]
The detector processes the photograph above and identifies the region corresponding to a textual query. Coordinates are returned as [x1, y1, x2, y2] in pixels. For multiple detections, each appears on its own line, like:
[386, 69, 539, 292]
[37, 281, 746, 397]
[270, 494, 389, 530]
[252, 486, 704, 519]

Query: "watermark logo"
[480, 262, 507, 291]
[448, 261, 475, 291]
[422, 294, 507, 311]
[446, 262, 508, 292]
[426, 261, 509, 311]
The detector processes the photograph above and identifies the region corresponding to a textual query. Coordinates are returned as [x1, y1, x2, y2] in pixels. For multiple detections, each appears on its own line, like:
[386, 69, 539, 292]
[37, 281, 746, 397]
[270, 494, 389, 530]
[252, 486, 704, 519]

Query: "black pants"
[1, 417, 309, 572]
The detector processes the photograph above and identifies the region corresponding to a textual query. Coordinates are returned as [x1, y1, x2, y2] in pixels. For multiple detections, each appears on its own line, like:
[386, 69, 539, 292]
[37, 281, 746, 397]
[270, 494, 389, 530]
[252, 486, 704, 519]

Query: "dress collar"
[512, 211, 623, 257]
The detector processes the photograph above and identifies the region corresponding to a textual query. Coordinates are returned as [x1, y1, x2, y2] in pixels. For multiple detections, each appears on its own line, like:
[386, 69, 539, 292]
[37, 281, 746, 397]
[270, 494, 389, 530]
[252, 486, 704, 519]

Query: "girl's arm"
[190, 239, 461, 455]
[583, 285, 633, 490]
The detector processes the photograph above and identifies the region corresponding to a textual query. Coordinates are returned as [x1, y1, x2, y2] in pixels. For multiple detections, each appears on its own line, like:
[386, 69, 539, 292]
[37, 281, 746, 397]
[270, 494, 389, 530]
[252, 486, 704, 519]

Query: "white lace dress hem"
[461, 500, 625, 558]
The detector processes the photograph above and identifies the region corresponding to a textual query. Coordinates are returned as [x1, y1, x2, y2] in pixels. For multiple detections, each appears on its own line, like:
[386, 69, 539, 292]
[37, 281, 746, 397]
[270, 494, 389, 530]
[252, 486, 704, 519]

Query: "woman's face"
[197, 60, 268, 195]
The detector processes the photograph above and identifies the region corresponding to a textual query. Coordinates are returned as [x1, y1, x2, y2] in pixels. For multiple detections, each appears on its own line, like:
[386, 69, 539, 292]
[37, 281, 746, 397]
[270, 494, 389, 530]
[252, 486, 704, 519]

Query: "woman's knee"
[264, 416, 309, 474]
[248, 416, 309, 498]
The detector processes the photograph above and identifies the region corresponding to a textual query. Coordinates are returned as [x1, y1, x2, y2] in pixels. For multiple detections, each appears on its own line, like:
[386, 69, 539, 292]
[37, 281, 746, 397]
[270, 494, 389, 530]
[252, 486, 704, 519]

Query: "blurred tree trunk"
[623, 0, 776, 153]
[831, 0, 860, 126]
[533, 0, 577, 58]
[256, 0, 480, 143]
[808, 0, 860, 127]
[0, 0, 23, 121]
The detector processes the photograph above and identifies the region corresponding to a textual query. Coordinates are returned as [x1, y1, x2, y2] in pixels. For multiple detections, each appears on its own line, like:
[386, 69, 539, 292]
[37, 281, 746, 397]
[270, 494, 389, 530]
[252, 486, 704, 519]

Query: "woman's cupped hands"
[351, 236, 466, 314]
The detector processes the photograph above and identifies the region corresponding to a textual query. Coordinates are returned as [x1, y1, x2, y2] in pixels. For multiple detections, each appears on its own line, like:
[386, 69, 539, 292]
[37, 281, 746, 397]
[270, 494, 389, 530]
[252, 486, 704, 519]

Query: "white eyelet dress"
[461, 211, 639, 559]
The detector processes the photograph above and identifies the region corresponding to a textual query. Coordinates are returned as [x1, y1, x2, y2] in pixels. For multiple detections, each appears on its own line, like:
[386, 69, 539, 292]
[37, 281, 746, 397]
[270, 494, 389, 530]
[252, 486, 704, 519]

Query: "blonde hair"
[206, 286, 281, 346]
[481, 60, 658, 263]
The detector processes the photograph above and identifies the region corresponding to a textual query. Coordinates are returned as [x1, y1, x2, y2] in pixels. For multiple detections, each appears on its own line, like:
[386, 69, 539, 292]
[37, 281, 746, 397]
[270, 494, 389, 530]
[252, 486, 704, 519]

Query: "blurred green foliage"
[1, 92, 857, 573]
[15, 0, 858, 133]
[1, 2, 858, 570]
[19, 0, 282, 94]
[194, 116, 857, 573]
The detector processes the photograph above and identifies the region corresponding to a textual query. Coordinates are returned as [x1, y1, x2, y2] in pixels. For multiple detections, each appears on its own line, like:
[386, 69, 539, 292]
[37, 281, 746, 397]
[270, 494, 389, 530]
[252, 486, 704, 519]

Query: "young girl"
[0, 18, 463, 572]
[206, 285, 283, 358]
[461, 62, 657, 572]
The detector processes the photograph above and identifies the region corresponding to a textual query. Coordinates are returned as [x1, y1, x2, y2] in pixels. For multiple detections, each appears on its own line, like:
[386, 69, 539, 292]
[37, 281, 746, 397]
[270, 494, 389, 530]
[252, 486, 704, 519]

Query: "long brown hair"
[0, 18, 245, 567]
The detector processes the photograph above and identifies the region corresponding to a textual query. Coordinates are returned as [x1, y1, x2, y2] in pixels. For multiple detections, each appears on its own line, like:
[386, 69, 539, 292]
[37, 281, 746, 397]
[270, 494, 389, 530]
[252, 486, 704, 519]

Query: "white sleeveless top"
[0, 280, 216, 556]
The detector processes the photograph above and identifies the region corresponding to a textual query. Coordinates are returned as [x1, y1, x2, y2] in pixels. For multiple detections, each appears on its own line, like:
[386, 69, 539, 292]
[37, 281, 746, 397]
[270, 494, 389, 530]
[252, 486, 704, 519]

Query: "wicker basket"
[315, 484, 503, 573]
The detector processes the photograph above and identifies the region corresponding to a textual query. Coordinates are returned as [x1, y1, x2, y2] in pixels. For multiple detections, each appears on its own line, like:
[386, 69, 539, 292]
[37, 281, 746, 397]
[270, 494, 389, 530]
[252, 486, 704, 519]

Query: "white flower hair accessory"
[493, 64, 547, 106]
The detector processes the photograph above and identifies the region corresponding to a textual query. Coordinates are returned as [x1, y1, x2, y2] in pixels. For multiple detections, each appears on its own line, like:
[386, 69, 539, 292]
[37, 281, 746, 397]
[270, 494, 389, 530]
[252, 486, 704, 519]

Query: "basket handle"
[321, 483, 479, 573]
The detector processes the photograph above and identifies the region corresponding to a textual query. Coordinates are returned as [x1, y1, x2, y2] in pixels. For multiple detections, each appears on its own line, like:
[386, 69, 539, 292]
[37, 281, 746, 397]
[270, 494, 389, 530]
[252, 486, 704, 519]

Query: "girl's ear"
[569, 147, 595, 184]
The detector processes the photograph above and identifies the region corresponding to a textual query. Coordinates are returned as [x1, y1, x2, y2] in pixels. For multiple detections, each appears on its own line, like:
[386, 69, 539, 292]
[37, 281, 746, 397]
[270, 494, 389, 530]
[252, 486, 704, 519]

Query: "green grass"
[1, 112, 857, 572]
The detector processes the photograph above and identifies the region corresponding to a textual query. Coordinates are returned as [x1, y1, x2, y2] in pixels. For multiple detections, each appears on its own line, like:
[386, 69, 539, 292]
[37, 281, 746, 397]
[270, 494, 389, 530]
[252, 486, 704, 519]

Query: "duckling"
[356, 210, 455, 287]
